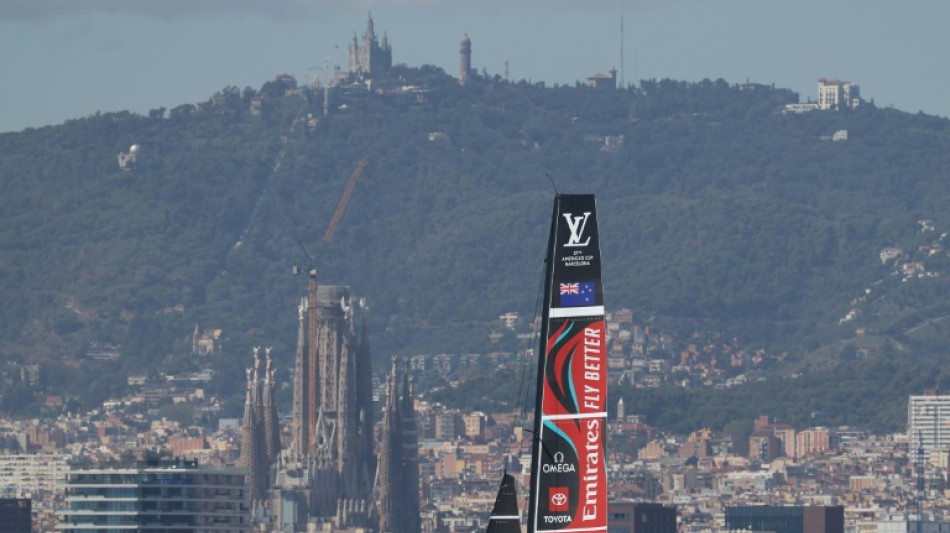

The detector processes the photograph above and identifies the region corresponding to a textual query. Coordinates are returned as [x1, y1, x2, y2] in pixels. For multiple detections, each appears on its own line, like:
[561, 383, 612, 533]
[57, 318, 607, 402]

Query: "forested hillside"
[3, 66, 950, 425]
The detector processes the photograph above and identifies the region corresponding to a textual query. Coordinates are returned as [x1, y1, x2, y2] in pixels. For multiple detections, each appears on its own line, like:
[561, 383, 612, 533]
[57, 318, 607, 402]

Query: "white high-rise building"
[907, 394, 950, 460]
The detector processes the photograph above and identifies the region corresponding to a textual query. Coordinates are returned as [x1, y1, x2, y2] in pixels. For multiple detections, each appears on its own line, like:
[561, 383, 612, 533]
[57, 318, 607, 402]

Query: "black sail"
[486, 473, 522, 533]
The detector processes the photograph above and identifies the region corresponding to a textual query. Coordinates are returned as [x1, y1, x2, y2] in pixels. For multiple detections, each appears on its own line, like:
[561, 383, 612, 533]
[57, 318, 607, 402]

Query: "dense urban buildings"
[4, 296, 948, 533]
[56, 458, 249, 533]
[5, 353, 950, 533]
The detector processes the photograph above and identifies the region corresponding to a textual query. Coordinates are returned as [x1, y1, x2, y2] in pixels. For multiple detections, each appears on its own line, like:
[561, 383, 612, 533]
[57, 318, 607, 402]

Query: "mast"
[528, 194, 607, 533]
[528, 198, 561, 533]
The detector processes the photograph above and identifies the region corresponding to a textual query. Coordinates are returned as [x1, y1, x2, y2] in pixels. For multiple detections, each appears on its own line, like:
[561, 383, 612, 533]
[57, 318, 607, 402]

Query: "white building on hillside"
[818, 78, 861, 110]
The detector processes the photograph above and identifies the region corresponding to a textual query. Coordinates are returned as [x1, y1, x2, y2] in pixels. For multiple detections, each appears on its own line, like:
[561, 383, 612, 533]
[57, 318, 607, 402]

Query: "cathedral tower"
[240, 348, 277, 506]
[262, 348, 281, 465]
[377, 359, 421, 533]
[291, 297, 308, 461]
[283, 274, 377, 529]
[347, 12, 392, 77]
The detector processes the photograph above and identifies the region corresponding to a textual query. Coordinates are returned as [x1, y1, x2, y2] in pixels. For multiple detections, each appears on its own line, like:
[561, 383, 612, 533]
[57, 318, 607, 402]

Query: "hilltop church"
[342, 13, 474, 86]
[347, 13, 393, 78]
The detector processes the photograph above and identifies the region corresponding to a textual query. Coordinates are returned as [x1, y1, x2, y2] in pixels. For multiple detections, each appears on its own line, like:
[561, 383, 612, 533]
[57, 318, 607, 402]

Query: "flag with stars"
[559, 282, 595, 307]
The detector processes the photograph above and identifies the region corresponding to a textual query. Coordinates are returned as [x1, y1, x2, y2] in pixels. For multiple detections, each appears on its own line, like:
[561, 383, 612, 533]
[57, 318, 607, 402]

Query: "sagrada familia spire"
[376, 358, 420, 533]
[263, 270, 418, 533]
[240, 347, 281, 507]
[290, 273, 375, 509]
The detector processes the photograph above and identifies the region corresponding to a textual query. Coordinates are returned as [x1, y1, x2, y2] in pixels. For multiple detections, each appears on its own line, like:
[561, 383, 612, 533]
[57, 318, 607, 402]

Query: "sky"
[2, 0, 948, 133]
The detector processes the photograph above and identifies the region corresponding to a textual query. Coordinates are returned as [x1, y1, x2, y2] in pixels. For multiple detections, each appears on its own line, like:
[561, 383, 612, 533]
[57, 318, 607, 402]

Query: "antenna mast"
[620, 0, 624, 88]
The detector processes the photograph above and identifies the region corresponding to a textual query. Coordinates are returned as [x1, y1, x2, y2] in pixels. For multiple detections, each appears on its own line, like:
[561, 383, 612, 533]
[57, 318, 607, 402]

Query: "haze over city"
[2, 0, 949, 133]
[7, 2, 950, 533]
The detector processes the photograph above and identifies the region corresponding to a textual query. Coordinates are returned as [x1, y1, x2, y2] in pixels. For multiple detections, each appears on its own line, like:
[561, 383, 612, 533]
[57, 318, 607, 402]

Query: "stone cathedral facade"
[244, 271, 419, 533]
[348, 13, 392, 78]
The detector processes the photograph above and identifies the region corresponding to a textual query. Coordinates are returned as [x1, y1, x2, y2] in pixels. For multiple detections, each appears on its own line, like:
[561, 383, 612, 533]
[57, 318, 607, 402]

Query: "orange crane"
[322, 158, 367, 243]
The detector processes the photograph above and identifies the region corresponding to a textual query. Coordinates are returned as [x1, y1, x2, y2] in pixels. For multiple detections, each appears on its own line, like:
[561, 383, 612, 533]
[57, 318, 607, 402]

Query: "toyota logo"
[551, 492, 567, 507]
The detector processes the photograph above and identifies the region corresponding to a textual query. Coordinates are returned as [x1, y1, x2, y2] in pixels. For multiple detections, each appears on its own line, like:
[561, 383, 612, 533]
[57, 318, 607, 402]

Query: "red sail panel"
[530, 195, 607, 533]
[542, 318, 607, 417]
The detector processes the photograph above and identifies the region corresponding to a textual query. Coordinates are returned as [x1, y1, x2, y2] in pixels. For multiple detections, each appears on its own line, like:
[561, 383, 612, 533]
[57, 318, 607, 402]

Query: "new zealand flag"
[559, 282, 595, 307]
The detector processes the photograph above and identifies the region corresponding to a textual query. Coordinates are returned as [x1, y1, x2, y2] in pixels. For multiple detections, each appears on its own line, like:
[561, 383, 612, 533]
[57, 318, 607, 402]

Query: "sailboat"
[487, 194, 608, 533]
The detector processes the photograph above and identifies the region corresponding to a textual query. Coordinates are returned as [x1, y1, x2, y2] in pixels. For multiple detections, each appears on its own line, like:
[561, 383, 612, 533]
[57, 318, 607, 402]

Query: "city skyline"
[2, 0, 949, 133]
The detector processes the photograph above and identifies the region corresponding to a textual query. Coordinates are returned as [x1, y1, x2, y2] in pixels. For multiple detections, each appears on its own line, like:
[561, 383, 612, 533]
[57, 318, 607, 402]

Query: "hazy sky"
[2, 0, 948, 133]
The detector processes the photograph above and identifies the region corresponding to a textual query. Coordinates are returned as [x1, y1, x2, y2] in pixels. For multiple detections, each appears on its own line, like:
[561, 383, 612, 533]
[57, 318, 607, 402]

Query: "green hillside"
[2, 67, 950, 423]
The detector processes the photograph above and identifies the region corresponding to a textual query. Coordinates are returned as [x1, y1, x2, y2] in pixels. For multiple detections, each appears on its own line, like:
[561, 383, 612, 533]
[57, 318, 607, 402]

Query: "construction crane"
[292, 235, 317, 276]
[323, 158, 367, 243]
